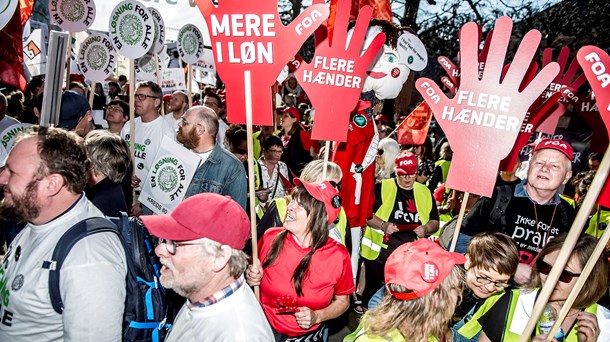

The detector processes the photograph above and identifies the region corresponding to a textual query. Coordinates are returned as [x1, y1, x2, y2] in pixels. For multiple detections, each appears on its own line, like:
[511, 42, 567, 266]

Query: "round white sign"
[0, 0, 18, 32]
[150, 155, 188, 204]
[177, 24, 204, 65]
[48, 0, 96, 32]
[135, 52, 160, 82]
[108, 0, 156, 59]
[396, 32, 428, 72]
[78, 33, 117, 82]
[0, 123, 33, 153]
[148, 7, 165, 55]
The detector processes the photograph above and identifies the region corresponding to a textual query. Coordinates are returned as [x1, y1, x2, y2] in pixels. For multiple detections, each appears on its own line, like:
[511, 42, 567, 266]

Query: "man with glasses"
[176, 106, 247, 209]
[140, 193, 273, 341]
[0, 126, 127, 340]
[120, 81, 175, 215]
[360, 151, 439, 306]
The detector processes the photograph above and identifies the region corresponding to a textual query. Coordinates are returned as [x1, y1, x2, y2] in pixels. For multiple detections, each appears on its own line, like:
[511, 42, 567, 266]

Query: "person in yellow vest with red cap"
[360, 151, 439, 306]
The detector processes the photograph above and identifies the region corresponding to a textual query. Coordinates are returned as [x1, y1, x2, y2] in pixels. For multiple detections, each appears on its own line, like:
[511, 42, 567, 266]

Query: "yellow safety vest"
[361, 179, 432, 261]
[253, 131, 263, 160]
[434, 160, 451, 184]
[559, 194, 576, 208]
[585, 209, 609, 238]
[344, 315, 439, 342]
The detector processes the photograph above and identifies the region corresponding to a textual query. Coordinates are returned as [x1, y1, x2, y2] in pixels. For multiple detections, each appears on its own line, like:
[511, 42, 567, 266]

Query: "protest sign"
[48, 0, 96, 32]
[22, 20, 48, 77]
[0, 124, 33, 154]
[195, 0, 329, 125]
[177, 24, 204, 65]
[293, 0, 385, 142]
[577, 46, 610, 207]
[108, 0, 156, 60]
[148, 7, 165, 55]
[193, 48, 217, 86]
[416, 16, 559, 197]
[0, 0, 18, 31]
[135, 52, 161, 82]
[397, 102, 433, 146]
[78, 33, 116, 82]
[139, 136, 200, 215]
[161, 67, 186, 93]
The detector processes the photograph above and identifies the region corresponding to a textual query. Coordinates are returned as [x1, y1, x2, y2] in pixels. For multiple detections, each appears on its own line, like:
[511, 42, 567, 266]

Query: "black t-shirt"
[373, 180, 439, 261]
[462, 187, 575, 264]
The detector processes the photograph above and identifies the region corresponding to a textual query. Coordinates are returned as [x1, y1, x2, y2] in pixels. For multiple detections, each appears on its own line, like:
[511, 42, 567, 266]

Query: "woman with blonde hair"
[376, 138, 401, 180]
[345, 239, 465, 341]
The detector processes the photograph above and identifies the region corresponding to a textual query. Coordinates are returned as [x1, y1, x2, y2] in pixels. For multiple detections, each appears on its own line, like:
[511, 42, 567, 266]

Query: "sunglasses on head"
[536, 258, 581, 283]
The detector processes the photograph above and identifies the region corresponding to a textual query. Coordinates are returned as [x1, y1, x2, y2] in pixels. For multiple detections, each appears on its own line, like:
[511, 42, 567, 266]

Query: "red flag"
[350, 0, 392, 22]
[20, 0, 34, 26]
[397, 101, 432, 145]
[0, 4, 26, 90]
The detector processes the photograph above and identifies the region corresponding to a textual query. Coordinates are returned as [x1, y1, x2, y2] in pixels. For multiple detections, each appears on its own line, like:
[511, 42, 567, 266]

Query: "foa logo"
[543, 140, 568, 150]
[399, 160, 414, 167]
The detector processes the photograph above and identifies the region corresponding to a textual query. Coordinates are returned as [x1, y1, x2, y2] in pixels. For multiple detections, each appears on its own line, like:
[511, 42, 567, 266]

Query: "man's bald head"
[189, 106, 219, 140]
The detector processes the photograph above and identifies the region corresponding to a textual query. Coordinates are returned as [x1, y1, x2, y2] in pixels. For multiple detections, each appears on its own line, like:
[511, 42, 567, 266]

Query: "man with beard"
[164, 91, 188, 132]
[458, 139, 576, 285]
[177, 106, 247, 209]
[140, 193, 273, 341]
[121, 81, 175, 215]
[0, 126, 127, 340]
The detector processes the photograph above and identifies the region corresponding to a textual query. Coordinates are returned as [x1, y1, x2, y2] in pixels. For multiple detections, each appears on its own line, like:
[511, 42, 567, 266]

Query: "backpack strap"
[489, 185, 513, 229]
[44, 217, 119, 314]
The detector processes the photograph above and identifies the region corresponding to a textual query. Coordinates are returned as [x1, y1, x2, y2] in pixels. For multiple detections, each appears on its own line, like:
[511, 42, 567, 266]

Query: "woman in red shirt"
[246, 179, 354, 341]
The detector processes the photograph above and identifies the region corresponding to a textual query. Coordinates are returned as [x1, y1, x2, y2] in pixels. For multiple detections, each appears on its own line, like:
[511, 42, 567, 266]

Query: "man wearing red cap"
[460, 138, 576, 285]
[360, 151, 439, 305]
[140, 193, 273, 341]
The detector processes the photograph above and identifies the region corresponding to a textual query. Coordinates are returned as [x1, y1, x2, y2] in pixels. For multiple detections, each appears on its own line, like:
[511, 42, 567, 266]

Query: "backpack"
[439, 185, 513, 250]
[43, 212, 169, 342]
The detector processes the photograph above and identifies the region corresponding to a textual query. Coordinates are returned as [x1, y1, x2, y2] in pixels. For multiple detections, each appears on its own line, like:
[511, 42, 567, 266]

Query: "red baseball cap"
[385, 239, 465, 300]
[162, 94, 171, 102]
[533, 138, 573, 162]
[395, 152, 418, 175]
[140, 193, 250, 249]
[293, 178, 342, 224]
[374, 114, 388, 124]
[282, 106, 301, 122]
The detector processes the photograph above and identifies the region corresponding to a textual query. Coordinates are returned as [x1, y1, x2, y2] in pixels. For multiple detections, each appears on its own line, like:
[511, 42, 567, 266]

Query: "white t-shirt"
[163, 113, 181, 133]
[0, 115, 20, 134]
[216, 119, 229, 149]
[121, 115, 176, 185]
[0, 195, 127, 341]
[166, 282, 274, 342]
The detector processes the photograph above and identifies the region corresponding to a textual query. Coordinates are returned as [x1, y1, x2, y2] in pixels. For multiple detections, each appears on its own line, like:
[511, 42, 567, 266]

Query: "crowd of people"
[0, 70, 607, 342]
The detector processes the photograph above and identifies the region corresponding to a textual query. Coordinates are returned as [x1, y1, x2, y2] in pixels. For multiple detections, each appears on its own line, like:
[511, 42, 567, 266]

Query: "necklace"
[533, 203, 558, 250]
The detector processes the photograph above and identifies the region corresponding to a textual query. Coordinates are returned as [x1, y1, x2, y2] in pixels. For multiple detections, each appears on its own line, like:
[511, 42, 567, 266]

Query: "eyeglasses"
[398, 173, 416, 179]
[377, 149, 384, 155]
[180, 117, 199, 127]
[106, 106, 124, 113]
[135, 93, 159, 101]
[472, 269, 510, 290]
[159, 239, 205, 255]
[536, 258, 581, 283]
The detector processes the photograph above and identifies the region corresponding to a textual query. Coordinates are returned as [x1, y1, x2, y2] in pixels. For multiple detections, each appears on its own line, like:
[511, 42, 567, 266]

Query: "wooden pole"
[129, 59, 137, 206]
[154, 53, 164, 115]
[65, 32, 73, 89]
[595, 204, 601, 238]
[244, 70, 259, 298]
[519, 144, 610, 341]
[322, 141, 331, 179]
[546, 224, 610, 340]
[449, 192, 470, 252]
[187, 65, 193, 108]
[88, 82, 95, 108]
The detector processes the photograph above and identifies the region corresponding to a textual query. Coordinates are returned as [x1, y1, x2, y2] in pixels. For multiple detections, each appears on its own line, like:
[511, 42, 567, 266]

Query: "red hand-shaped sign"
[416, 16, 559, 197]
[195, 0, 329, 125]
[293, 0, 384, 142]
[577, 46, 610, 207]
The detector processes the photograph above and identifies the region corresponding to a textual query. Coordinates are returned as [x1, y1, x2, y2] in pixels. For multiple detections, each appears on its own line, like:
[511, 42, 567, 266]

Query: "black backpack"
[43, 213, 169, 342]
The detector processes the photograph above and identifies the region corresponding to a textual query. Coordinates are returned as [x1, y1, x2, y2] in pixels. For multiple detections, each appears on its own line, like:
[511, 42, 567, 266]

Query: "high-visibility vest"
[585, 209, 609, 238]
[273, 197, 348, 244]
[559, 194, 576, 208]
[344, 315, 438, 342]
[253, 131, 263, 160]
[361, 179, 432, 261]
[465, 289, 599, 342]
[434, 159, 451, 183]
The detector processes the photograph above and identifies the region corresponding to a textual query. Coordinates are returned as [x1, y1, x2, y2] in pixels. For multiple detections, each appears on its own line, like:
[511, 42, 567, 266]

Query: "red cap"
[385, 239, 465, 300]
[282, 106, 301, 122]
[374, 114, 388, 124]
[140, 193, 250, 249]
[293, 178, 341, 224]
[533, 138, 573, 162]
[395, 152, 418, 175]
[162, 94, 171, 102]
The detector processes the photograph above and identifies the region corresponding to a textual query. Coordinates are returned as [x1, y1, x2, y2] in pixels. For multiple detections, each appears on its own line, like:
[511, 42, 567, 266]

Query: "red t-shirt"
[259, 228, 355, 336]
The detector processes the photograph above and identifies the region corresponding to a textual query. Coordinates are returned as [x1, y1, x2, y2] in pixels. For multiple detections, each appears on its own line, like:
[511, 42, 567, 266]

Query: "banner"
[108, 0, 155, 59]
[0, 3, 26, 90]
[139, 136, 200, 215]
[397, 102, 433, 145]
[48, 0, 96, 32]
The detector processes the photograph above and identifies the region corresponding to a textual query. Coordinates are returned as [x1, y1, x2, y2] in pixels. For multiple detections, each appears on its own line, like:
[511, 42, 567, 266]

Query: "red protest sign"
[577, 46, 610, 207]
[397, 101, 432, 145]
[195, 0, 329, 126]
[416, 16, 559, 197]
[293, 0, 385, 142]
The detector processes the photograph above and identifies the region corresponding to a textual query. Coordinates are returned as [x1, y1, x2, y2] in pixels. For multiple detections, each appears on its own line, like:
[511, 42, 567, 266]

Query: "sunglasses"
[377, 149, 384, 155]
[536, 258, 581, 283]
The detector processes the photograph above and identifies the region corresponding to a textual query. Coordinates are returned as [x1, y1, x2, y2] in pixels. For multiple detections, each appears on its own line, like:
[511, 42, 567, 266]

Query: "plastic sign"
[177, 24, 204, 65]
[577, 46, 610, 207]
[108, 0, 156, 59]
[148, 7, 165, 55]
[195, 0, 329, 125]
[0, 0, 18, 31]
[416, 16, 559, 197]
[293, 0, 384, 142]
[48, 0, 96, 32]
[78, 33, 117, 82]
